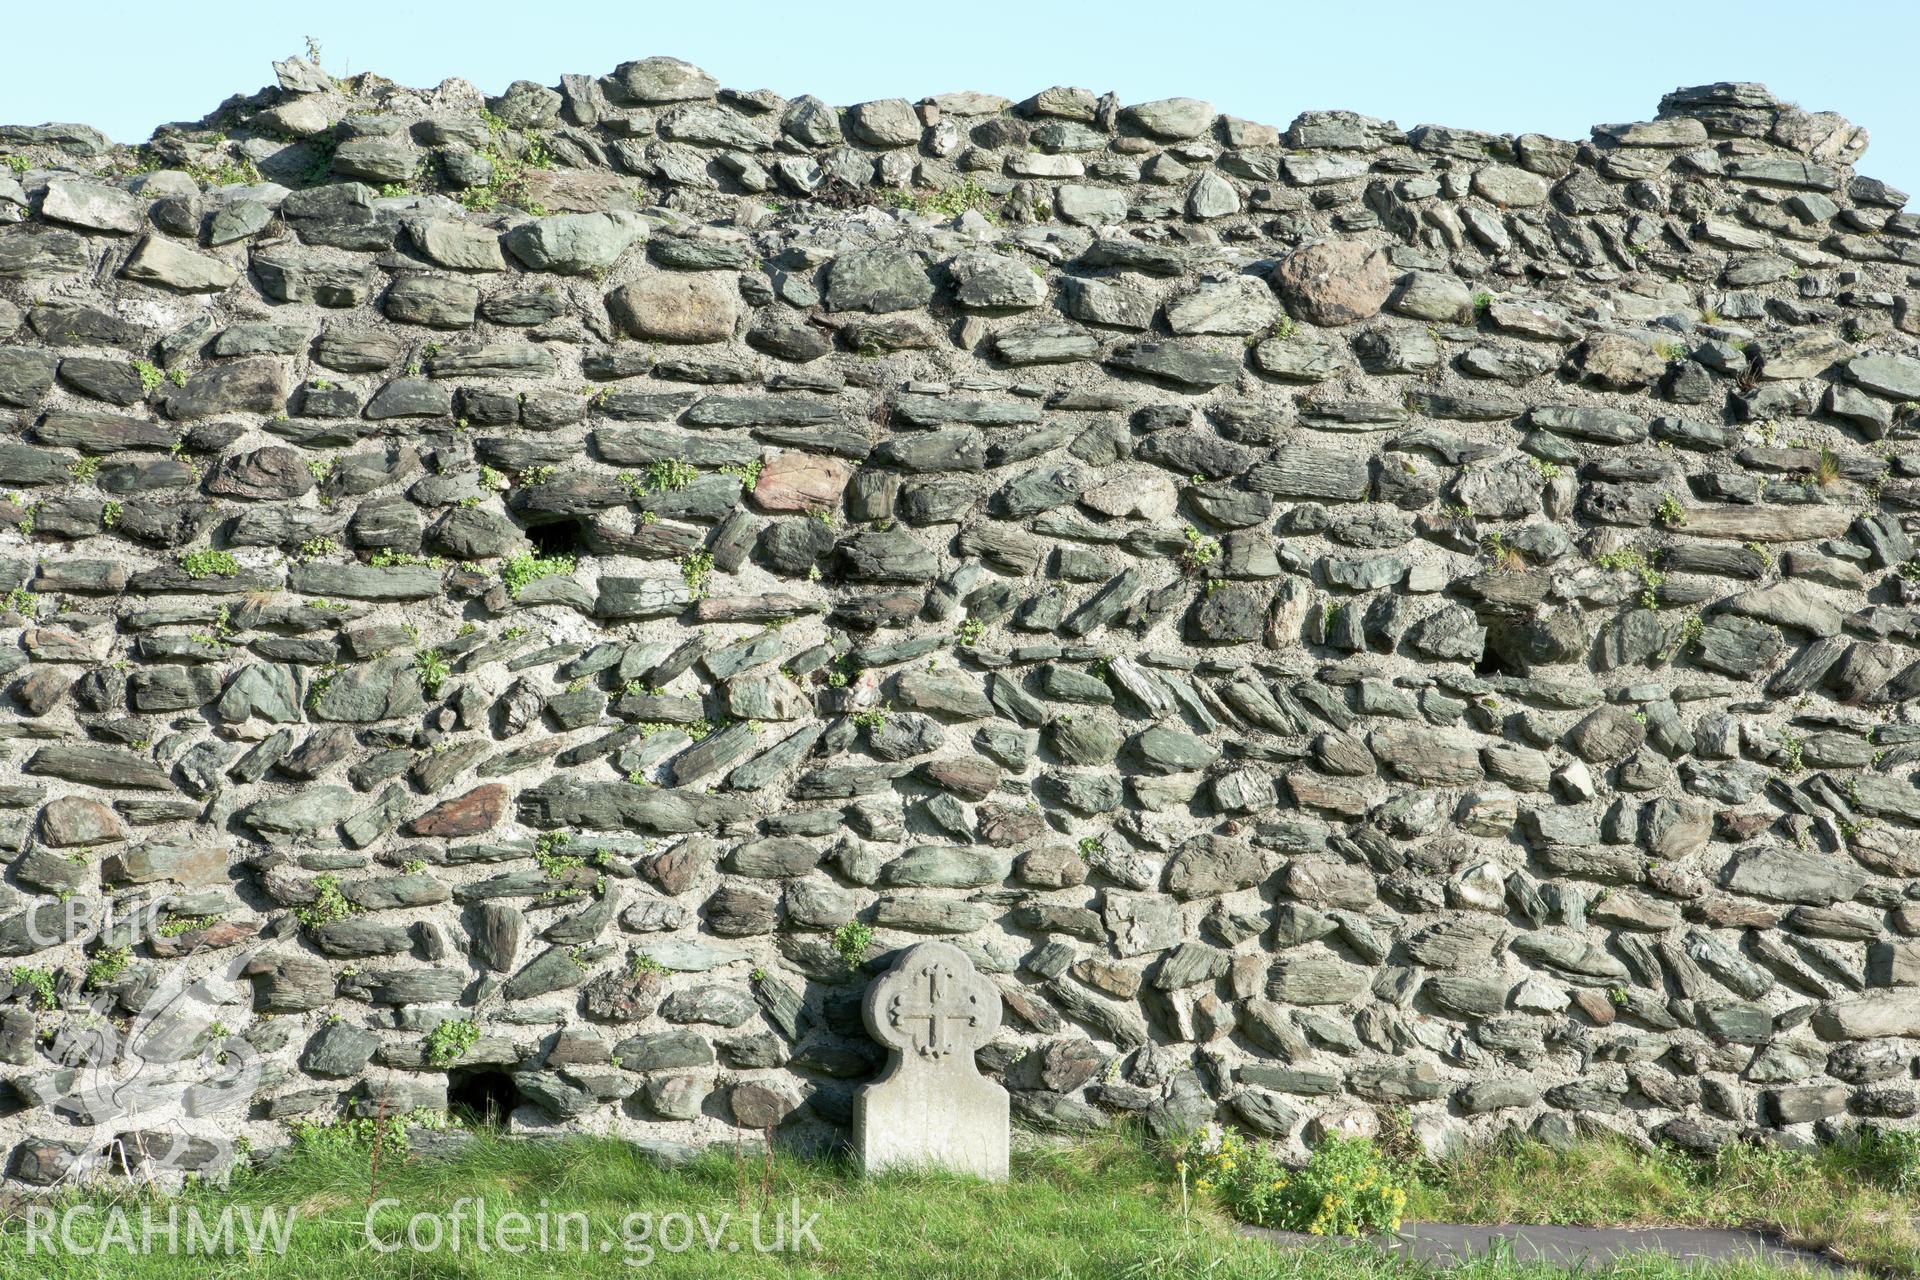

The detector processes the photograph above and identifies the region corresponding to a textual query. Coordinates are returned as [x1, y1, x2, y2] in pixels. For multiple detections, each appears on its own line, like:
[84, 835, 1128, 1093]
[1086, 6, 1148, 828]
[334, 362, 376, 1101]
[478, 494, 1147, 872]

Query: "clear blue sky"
[6, 0, 1916, 204]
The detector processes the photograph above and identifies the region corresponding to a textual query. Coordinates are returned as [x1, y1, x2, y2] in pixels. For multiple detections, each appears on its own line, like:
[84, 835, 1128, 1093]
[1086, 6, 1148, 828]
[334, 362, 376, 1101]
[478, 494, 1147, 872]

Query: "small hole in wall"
[1475, 645, 1519, 679]
[526, 519, 586, 560]
[447, 1068, 522, 1128]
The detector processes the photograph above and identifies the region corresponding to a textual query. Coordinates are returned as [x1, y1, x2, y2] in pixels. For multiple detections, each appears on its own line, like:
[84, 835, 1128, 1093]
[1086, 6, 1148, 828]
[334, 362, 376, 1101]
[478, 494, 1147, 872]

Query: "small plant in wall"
[718, 459, 763, 492]
[1178, 525, 1220, 572]
[1778, 731, 1805, 774]
[501, 551, 574, 598]
[293, 873, 357, 928]
[414, 647, 450, 698]
[178, 548, 240, 579]
[83, 947, 129, 991]
[645, 460, 698, 492]
[423, 1017, 481, 1067]
[1813, 446, 1842, 488]
[678, 550, 714, 598]
[831, 921, 874, 972]
[10, 966, 56, 1011]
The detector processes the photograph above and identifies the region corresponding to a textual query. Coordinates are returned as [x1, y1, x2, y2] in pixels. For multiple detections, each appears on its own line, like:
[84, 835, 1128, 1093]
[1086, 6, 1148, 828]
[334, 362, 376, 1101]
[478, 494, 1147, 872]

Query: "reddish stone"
[916, 757, 998, 801]
[999, 982, 1062, 1034]
[978, 803, 1047, 848]
[15, 667, 74, 717]
[38, 796, 122, 847]
[752, 451, 851, 513]
[1193, 994, 1233, 1042]
[643, 840, 706, 896]
[1570, 988, 1616, 1026]
[1689, 894, 1781, 929]
[405, 783, 507, 837]
[148, 919, 260, 958]
[1271, 239, 1394, 326]
[1718, 808, 1772, 842]
[730, 1080, 801, 1129]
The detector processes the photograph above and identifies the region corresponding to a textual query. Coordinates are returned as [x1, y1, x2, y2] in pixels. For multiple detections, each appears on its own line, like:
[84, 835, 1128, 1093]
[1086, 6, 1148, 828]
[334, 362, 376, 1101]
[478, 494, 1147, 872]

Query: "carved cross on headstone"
[856, 941, 1008, 1180]
[885, 955, 984, 1059]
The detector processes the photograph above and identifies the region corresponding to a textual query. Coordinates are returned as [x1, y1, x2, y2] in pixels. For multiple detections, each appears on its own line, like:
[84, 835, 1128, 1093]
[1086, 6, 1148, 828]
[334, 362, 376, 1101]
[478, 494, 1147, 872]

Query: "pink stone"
[406, 783, 507, 837]
[752, 451, 851, 513]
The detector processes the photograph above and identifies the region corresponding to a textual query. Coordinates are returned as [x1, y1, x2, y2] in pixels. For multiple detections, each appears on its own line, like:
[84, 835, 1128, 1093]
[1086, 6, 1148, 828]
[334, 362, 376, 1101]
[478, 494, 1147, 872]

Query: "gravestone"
[856, 940, 1009, 1180]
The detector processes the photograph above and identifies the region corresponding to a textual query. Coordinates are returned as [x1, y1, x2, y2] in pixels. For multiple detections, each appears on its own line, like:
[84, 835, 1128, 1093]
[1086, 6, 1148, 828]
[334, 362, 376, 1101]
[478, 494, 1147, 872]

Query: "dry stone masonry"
[0, 57, 1914, 1183]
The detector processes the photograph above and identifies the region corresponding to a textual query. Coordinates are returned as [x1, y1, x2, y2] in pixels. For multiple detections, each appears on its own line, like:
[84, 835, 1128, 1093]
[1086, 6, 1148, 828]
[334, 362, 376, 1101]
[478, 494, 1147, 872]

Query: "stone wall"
[0, 56, 1916, 1183]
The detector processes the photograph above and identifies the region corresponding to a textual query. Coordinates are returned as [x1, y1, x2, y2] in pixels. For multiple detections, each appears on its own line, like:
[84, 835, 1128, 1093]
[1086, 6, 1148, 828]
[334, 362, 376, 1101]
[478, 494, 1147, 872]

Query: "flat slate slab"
[1243, 1222, 1842, 1273]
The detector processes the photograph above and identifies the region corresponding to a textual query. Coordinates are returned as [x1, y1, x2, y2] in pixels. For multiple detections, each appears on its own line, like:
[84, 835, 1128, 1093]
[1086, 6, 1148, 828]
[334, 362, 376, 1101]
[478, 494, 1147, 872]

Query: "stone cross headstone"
[856, 940, 1008, 1180]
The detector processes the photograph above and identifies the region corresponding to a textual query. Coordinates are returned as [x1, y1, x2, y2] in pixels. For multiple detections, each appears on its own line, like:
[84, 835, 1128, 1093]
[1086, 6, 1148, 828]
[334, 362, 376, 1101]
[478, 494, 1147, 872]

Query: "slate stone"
[1105, 341, 1241, 388]
[1119, 98, 1214, 140]
[43, 179, 144, 233]
[309, 656, 424, 722]
[207, 446, 313, 500]
[0, 229, 94, 281]
[502, 212, 648, 275]
[1187, 583, 1266, 644]
[1721, 846, 1865, 906]
[1692, 615, 1786, 677]
[251, 249, 375, 305]
[163, 358, 286, 420]
[385, 274, 479, 328]
[0, 348, 57, 408]
[27, 745, 171, 790]
[660, 985, 756, 1026]
[503, 947, 591, 1000]
[612, 1030, 715, 1072]
[1267, 954, 1367, 1004]
[411, 219, 508, 271]
[825, 250, 933, 314]
[238, 786, 352, 838]
[1368, 724, 1482, 784]
[123, 236, 239, 292]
